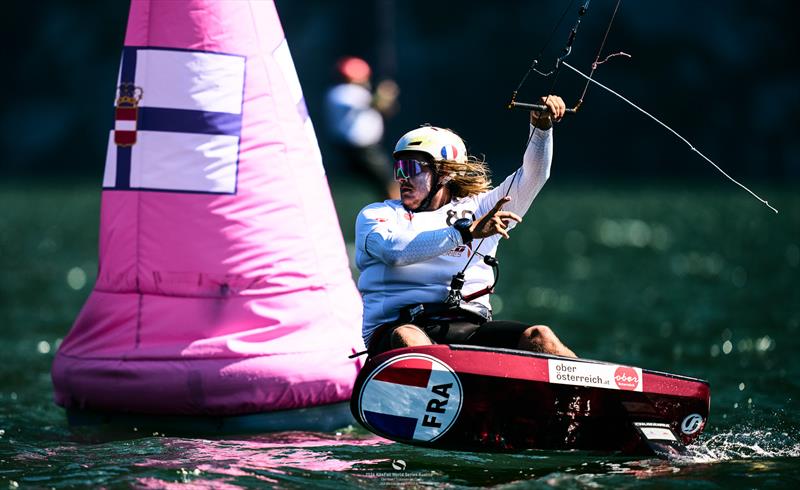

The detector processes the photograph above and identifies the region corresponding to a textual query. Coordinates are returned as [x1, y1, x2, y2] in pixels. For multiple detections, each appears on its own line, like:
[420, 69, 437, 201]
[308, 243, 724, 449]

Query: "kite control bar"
[507, 100, 577, 114]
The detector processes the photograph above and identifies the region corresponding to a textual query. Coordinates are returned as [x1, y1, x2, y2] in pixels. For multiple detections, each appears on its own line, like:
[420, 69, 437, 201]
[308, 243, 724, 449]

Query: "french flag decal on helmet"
[357, 354, 463, 442]
[440, 144, 459, 161]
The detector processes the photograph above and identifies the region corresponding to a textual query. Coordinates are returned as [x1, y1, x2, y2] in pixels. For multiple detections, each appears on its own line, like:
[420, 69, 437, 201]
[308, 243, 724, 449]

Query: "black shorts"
[367, 303, 531, 356]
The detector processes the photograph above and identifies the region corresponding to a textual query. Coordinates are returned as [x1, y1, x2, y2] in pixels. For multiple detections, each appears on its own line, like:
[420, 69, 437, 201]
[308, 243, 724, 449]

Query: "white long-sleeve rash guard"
[355, 125, 553, 345]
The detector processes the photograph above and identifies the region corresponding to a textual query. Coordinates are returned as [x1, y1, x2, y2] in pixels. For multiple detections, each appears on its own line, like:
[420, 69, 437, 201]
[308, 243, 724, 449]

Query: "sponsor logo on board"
[548, 359, 643, 392]
[614, 366, 640, 390]
[358, 354, 463, 442]
[680, 413, 704, 435]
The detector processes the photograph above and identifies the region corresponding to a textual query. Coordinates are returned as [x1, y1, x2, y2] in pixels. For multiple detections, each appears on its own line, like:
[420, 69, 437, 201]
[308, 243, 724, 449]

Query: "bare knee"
[391, 325, 432, 349]
[521, 325, 556, 348]
[518, 324, 576, 358]
[524, 325, 554, 340]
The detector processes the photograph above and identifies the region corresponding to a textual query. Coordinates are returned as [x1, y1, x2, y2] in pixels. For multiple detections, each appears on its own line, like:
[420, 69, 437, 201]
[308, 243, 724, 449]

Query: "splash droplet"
[67, 267, 87, 290]
[756, 336, 773, 352]
[722, 340, 733, 355]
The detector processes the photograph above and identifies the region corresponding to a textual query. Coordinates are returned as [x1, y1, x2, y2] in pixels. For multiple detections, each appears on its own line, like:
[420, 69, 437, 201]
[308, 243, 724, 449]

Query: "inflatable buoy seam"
[55, 349, 354, 362]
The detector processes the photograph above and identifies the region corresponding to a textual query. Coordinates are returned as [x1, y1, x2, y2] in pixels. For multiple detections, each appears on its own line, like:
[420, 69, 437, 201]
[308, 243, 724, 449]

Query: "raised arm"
[475, 95, 564, 219]
[475, 125, 552, 219]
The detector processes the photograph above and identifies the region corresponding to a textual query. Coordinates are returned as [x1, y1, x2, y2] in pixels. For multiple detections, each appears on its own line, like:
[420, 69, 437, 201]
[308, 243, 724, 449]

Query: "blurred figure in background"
[325, 56, 400, 199]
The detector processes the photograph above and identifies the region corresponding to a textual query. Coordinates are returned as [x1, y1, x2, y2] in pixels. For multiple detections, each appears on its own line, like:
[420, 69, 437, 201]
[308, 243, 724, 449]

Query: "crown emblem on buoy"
[114, 83, 143, 147]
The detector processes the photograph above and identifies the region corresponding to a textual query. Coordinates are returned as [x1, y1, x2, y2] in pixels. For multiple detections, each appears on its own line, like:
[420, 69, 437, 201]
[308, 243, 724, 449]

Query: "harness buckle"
[408, 304, 425, 321]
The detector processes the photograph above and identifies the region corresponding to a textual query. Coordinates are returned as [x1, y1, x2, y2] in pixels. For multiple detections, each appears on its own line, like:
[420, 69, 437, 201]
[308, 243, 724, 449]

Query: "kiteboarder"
[356, 95, 576, 358]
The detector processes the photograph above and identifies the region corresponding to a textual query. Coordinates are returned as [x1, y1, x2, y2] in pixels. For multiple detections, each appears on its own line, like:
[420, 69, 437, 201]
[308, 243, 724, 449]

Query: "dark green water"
[1, 181, 798, 488]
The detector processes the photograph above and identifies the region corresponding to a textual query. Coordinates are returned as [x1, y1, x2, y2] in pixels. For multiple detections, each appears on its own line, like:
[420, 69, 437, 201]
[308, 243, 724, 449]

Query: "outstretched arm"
[475, 95, 564, 220]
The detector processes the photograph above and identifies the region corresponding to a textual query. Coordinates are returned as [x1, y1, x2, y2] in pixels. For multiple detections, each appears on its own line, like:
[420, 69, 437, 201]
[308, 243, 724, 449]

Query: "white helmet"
[393, 126, 467, 164]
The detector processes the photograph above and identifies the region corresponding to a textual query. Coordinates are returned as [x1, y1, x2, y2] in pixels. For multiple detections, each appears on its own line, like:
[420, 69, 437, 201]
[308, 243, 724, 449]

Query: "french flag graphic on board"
[104, 46, 246, 194]
[358, 354, 463, 442]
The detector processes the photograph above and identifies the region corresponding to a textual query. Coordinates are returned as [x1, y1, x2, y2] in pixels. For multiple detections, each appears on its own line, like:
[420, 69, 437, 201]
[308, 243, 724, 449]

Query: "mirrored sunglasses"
[393, 159, 426, 181]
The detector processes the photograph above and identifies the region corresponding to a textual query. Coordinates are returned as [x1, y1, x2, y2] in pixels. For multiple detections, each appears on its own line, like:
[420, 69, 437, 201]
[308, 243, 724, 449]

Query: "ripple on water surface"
[3, 425, 800, 488]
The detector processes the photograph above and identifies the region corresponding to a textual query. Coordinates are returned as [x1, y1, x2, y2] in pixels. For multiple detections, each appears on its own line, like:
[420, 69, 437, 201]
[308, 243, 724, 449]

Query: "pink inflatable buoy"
[52, 0, 364, 429]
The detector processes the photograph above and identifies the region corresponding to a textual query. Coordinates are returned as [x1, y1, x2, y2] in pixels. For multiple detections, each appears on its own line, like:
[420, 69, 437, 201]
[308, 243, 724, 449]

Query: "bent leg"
[518, 325, 577, 358]
[391, 324, 433, 349]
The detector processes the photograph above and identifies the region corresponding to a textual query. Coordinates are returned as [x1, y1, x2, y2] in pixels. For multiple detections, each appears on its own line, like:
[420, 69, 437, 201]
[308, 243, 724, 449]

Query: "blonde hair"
[435, 155, 492, 198]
